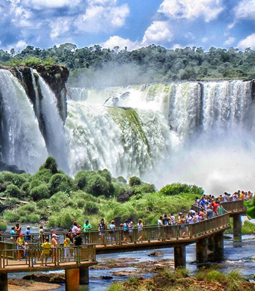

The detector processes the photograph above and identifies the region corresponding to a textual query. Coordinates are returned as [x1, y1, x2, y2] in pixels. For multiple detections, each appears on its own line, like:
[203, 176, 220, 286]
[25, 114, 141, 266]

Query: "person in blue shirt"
[25, 226, 31, 241]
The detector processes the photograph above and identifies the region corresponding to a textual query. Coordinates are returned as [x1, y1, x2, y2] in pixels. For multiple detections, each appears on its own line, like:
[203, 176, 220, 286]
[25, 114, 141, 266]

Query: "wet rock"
[23, 273, 65, 283]
[112, 271, 137, 276]
[117, 189, 134, 202]
[100, 276, 113, 280]
[148, 250, 163, 257]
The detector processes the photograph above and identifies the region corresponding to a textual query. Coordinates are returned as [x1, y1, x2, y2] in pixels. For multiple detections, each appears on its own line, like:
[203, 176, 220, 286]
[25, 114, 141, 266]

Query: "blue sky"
[1, 0, 255, 52]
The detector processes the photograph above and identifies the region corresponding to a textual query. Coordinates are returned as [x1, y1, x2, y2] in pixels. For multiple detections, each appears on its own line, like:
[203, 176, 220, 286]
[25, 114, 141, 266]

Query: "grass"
[107, 268, 255, 291]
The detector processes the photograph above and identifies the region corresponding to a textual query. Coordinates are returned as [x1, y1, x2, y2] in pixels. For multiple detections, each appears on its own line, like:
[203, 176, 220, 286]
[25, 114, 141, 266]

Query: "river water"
[9, 234, 255, 291]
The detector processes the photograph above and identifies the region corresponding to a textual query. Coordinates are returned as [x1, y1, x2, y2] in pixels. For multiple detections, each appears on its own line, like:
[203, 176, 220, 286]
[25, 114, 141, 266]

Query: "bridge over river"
[0, 200, 247, 291]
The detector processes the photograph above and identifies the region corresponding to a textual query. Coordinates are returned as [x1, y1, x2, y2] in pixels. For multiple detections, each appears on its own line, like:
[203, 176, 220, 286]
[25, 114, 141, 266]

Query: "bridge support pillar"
[174, 245, 186, 268]
[80, 266, 89, 284]
[65, 268, 80, 291]
[0, 273, 8, 291]
[196, 238, 208, 264]
[213, 232, 224, 261]
[233, 214, 242, 242]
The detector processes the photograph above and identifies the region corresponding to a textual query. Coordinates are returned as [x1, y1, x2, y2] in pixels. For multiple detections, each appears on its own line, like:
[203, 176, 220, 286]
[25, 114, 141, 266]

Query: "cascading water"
[35, 70, 69, 174]
[0, 69, 254, 194]
[67, 81, 255, 194]
[0, 70, 48, 172]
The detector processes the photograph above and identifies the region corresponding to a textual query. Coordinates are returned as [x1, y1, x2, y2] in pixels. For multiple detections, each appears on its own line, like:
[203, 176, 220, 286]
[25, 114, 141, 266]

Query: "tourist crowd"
[11, 189, 252, 263]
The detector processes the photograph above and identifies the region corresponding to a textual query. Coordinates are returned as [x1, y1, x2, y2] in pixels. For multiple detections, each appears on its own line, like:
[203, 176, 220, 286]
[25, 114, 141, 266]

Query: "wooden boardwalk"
[0, 199, 246, 291]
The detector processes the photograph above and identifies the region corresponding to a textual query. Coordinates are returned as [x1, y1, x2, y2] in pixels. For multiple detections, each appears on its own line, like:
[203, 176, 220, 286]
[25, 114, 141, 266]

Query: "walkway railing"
[0, 245, 96, 269]
[221, 200, 246, 212]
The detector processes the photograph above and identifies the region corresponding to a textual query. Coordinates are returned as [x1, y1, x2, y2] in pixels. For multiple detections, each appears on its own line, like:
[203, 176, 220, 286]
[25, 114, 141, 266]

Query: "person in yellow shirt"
[63, 234, 71, 262]
[41, 238, 52, 266]
[16, 233, 24, 261]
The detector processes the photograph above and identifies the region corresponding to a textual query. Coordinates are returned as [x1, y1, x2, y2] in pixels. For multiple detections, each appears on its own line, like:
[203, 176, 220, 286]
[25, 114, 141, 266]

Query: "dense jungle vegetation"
[0, 157, 203, 229]
[0, 44, 255, 87]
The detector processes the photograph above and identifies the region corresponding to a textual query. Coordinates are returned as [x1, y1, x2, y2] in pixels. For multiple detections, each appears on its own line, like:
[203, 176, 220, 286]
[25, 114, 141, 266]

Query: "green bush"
[116, 176, 127, 184]
[84, 201, 99, 215]
[129, 176, 141, 186]
[132, 183, 155, 194]
[11, 174, 27, 187]
[5, 184, 23, 199]
[0, 221, 7, 231]
[20, 213, 40, 223]
[18, 203, 36, 213]
[49, 173, 74, 194]
[3, 210, 20, 222]
[75, 171, 87, 190]
[39, 156, 58, 174]
[31, 168, 54, 183]
[84, 173, 113, 197]
[47, 216, 58, 227]
[29, 179, 42, 190]
[98, 169, 112, 182]
[0, 172, 14, 184]
[21, 182, 30, 196]
[30, 184, 50, 201]
[60, 212, 74, 229]
[49, 192, 71, 207]
[37, 199, 48, 208]
[159, 183, 203, 196]
[76, 199, 86, 208]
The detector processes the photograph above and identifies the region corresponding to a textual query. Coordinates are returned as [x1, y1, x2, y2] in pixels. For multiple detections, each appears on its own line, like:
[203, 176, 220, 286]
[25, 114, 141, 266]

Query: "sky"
[1, 0, 255, 52]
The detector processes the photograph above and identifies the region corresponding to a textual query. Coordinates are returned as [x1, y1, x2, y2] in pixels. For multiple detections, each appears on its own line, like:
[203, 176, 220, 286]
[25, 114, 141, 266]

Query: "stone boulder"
[117, 189, 134, 202]
[148, 250, 164, 257]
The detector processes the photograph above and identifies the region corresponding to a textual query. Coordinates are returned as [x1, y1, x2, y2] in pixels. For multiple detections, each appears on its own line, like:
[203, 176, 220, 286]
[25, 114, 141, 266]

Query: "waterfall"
[35, 70, 69, 174]
[1, 70, 255, 194]
[0, 70, 48, 173]
[68, 81, 255, 194]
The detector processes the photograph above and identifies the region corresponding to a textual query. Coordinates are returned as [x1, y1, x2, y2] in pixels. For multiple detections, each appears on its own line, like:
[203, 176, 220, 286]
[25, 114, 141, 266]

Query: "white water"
[36, 71, 69, 174]
[0, 70, 47, 172]
[68, 81, 255, 194]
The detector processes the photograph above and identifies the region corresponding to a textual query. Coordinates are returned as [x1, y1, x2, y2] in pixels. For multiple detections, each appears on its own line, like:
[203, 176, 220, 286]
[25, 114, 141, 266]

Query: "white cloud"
[238, 33, 255, 49]
[142, 21, 173, 45]
[234, 0, 255, 21]
[228, 22, 235, 29]
[159, 0, 224, 22]
[49, 17, 72, 39]
[202, 37, 208, 43]
[185, 32, 195, 40]
[101, 36, 140, 51]
[224, 37, 235, 46]
[74, 3, 129, 33]
[23, 0, 81, 9]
